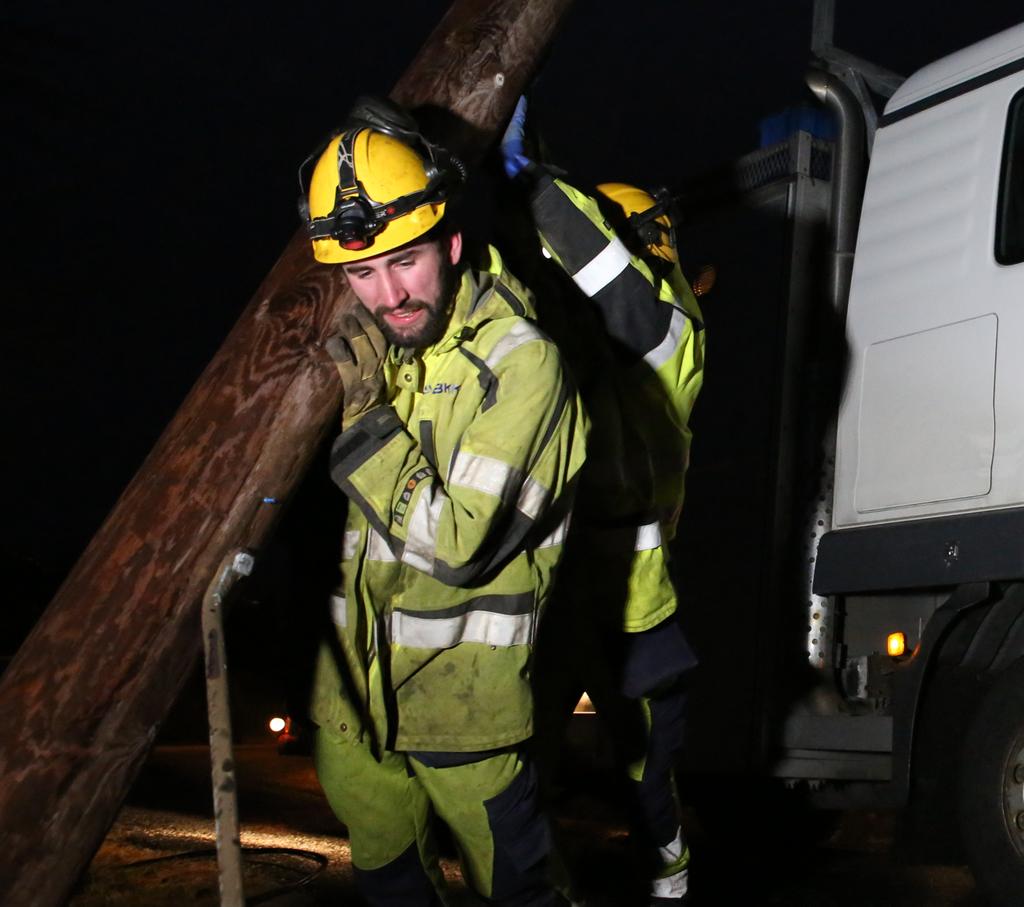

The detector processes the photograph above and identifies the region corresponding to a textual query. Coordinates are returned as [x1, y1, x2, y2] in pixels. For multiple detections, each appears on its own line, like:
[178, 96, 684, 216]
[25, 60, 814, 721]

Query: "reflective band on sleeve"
[329, 593, 347, 629]
[635, 521, 664, 551]
[537, 512, 571, 549]
[517, 476, 549, 521]
[643, 306, 688, 370]
[485, 320, 545, 369]
[449, 451, 515, 499]
[572, 236, 631, 297]
[390, 609, 534, 649]
[367, 527, 396, 562]
[342, 530, 361, 561]
[402, 489, 446, 575]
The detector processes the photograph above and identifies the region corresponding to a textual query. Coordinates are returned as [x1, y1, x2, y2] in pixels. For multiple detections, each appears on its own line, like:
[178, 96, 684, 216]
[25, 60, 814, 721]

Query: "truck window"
[996, 88, 1024, 265]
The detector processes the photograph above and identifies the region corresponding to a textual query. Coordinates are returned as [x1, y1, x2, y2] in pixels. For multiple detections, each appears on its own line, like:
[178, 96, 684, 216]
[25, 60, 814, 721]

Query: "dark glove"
[500, 95, 533, 179]
[326, 307, 388, 431]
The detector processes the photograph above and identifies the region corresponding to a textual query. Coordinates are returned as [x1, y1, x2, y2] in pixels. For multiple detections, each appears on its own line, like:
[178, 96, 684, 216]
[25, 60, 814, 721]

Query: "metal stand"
[202, 549, 255, 907]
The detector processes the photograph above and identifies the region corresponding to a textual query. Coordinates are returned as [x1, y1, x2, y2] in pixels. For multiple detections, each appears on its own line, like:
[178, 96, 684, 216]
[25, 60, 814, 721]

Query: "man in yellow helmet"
[300, 97, 587, 906]
[501, 97, 705, 905]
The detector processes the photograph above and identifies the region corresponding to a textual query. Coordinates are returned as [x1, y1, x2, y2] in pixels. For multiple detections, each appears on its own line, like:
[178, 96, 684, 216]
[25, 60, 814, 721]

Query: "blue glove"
[500, 96, 533, 179]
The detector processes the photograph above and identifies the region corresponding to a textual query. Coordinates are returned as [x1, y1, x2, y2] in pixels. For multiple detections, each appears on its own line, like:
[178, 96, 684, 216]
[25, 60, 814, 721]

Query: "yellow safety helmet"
[596, 182, 677, 264]
[300, 127, 455, 263]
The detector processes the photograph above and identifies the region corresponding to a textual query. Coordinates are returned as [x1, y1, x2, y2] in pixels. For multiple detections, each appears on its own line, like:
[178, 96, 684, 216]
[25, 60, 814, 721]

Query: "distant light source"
[887, 632, 907, 658]
[692, 264, 717, 298]
[269, 716, 287, 734]
[573, 692, 596, 714]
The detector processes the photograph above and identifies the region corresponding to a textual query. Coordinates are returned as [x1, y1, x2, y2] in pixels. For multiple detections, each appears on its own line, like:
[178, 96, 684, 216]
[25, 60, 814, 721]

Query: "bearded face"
[341, 232, 463, 350]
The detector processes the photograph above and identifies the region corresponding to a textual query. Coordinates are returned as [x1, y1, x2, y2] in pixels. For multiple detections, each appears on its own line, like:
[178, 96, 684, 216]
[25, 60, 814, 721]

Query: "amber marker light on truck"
[887, 632, 907, 658]
[692, 264, 717, 298]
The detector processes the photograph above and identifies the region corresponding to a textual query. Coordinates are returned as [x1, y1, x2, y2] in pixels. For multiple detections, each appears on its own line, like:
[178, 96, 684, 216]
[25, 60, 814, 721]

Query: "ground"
[67, 742, 983, 906]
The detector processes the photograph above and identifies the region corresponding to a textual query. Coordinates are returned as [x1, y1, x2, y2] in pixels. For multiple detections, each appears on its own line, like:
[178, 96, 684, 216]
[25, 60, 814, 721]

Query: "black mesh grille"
[678, 132, 833, 208]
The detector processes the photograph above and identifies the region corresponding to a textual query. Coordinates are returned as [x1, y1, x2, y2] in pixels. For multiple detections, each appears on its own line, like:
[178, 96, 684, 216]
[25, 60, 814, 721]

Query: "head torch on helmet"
[305, 192, 382, 252]
[297, 98, 464, 263]
[596, 183, 680, 265]
[298, 132, 447, 252]
[629, 189, 674, 245]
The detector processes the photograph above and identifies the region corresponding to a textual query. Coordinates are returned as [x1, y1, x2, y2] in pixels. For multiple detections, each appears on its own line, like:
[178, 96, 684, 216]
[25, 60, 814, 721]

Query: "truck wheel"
[958, 657, 1024, 905]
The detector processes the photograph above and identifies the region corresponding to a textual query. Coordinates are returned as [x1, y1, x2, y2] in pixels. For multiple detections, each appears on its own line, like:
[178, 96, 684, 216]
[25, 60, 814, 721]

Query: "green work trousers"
[314, 728, 562, 906]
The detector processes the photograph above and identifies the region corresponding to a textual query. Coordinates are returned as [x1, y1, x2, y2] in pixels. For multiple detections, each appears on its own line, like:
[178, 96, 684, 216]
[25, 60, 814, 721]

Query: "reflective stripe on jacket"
[312, 246, 587, 752]
[528, 174, 706, 632]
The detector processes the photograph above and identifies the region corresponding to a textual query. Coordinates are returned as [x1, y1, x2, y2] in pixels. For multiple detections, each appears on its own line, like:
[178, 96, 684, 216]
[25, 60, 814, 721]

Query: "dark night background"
[3, 1, 1022, 654]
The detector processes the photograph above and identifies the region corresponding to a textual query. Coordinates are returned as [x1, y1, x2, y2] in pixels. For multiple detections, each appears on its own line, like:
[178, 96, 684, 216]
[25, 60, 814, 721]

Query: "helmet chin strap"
[628, 187, 679, 258]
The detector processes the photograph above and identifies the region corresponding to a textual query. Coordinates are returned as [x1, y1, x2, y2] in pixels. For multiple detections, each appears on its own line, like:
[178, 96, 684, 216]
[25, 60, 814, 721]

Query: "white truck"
[672, 18, 1024, 902]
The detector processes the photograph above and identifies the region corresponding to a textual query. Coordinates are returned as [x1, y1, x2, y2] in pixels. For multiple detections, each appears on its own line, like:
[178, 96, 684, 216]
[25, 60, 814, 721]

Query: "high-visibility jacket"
[527, 174, 705, 633]
[312, 246, 587, 753]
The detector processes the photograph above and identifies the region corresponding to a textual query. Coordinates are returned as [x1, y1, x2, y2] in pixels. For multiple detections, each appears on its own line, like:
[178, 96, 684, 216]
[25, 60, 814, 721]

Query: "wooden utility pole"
[0, 2, 572, 904]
